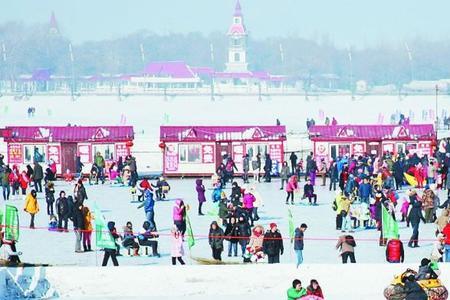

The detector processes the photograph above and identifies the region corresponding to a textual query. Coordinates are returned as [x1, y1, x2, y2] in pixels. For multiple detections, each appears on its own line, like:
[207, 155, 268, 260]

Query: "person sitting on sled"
[416, 258, 439, 280]
[0, 230, 21, 264]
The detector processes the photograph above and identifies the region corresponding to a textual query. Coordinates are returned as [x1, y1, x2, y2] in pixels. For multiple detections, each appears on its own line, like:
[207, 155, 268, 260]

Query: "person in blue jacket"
[138, 187, 156, 229]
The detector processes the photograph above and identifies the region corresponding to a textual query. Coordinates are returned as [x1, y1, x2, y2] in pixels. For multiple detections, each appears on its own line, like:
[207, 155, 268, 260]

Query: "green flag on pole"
[0, 207, 3, 235]
[186, 213, 195, 249]
[5, 205, 19, 241]
[93, 203, 116, 250]
[288, 208, 295, 242]
[382, 204, 399, 240]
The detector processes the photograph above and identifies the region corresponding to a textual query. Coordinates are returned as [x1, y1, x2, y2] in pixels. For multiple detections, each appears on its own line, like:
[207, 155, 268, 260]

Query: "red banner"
[8, 144, 23, 164]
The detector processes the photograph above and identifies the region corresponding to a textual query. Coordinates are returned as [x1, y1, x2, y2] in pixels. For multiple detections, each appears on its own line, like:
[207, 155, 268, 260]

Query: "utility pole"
[210, 43, 215, 101]
[405, 42, 414, 83]
[348, 47, 354, 100]
[435, 84, 439, 137]
[69, 43, 75, 101]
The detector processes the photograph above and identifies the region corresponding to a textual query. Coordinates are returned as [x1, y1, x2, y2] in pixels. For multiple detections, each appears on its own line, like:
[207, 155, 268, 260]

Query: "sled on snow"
[384, 269, 448, 300]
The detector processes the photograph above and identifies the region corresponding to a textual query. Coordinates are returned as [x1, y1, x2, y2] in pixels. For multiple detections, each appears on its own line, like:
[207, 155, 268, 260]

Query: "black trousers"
[198, 202, 204, 214]
[172, 257, 185, 265]
[212, 247, 222, 261]
[29, 213, 35, 228]
[102, 249, 119, 266]
[342, 252, 356, 263]
[139, 240, 159, 255]
[409, 222, 420, 246]
[57, 214, 68, 229]
[336, 214, 343, 230]
[267, 254, 280, 264]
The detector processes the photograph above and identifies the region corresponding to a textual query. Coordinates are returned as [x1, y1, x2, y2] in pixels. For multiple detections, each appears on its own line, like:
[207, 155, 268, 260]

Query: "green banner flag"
[186, 213, 195, 250]
[382, 204, 398, 240]
[288, 208, 295, 241]
[5, 205, 19, 241]
[0, 207, 3, 234]
[93, 203, 116, 250]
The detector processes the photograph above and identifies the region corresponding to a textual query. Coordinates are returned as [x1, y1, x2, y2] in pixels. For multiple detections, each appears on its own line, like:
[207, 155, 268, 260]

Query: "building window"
[24, 145, 46, 163]
[179, 144, 201, 163]
[234, 53, 240, 62]
[233, 39, 241, 46]
[234, 17, 240, 24]
[93, 144, 114, 161]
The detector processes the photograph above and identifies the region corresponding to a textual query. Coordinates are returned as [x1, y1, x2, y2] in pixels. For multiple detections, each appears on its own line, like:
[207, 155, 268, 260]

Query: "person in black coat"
[289, 152, 298, 176]
[236, 215, 251, 256]
[408, 199, 426, 248]
[72, 199, 85, 253]
[224, 217, 240, 257]
[329, 162, 339, 191]
[392, 160, 404, 190]
[263, 154, 272, 182]
[403, 274, 428, 300]
[56, 191, 69, 231]
[263, 223, 284, 264]
[230, 182, 242, 207]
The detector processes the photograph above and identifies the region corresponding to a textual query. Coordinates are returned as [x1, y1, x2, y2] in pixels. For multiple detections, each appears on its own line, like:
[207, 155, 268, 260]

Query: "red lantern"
[126, 140, 134, 148]
[159, 142, 166, 150]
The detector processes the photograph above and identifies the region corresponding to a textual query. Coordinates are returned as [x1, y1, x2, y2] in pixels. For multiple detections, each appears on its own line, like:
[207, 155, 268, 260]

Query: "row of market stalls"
[0, 123, 436, 177]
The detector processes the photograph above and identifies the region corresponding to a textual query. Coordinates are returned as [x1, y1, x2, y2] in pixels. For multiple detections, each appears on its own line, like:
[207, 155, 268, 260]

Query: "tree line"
[1, 21, 450, 88]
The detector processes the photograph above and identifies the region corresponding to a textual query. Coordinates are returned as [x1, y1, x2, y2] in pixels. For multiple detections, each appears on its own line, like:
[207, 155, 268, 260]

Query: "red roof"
[3, 126, 134, 143]
[308, 124, 435, 142]
[161, 126, 286, 142]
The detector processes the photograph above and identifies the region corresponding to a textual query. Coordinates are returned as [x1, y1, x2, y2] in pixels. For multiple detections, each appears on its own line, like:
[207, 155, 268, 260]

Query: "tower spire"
[234, 0, 242, 16]
[49, 11, 59, 35]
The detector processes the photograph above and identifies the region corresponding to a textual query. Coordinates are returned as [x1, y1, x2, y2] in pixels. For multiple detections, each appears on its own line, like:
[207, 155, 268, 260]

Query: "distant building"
[49, 11, 59, 35]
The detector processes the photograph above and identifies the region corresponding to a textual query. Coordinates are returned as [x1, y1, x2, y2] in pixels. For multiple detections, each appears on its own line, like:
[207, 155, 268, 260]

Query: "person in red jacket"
[306, 279, 324, 298]
[386, 237, 405, 263]
[442, 222, 450, 262]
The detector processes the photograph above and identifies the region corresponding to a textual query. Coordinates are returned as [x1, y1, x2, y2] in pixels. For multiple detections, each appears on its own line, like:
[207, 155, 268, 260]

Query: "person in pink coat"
[242, 189, 256, 226]
[400, 196, 410, 226]
[171, 225, 185, 265]
[286, 175, 299, 205]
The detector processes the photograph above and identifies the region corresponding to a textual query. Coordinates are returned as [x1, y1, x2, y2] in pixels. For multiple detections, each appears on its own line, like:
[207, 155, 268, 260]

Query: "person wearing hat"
[24, 189, 39, 228]
[263, 223, 284, 264]
[431, 233, 445, 262]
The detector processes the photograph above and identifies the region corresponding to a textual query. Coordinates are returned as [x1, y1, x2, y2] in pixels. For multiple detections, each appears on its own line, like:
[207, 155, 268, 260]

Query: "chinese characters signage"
[77, 144, 92, 163]
[8, 144, 23, 164]
[47, 145, 61, 164]
[165, 144, 179, 172]
[115, 143, 130, 160]
[202, 144, 214, 164]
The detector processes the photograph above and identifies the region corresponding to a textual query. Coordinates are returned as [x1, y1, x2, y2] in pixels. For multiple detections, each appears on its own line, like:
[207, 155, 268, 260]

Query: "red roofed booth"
[3, 126, 134, 175]
[160, 125, 286, 176]
[308, 124, 436, 161]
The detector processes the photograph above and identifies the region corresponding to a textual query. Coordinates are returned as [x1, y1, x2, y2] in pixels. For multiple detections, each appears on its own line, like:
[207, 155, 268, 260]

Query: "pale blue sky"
[1, 0, 449, 46]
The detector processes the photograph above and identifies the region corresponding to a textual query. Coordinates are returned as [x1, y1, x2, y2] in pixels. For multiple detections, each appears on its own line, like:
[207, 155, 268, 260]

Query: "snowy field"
[1, 94, 450, 298]
[3, 178, 444, 266]
[0, 94, 449, 171]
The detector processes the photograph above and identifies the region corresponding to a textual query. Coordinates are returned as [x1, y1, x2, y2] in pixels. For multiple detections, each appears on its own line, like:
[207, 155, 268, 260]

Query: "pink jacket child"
[286, 176, 299, 192]
[400, 197, 410, 221]
[173, 199, 185, 222]
[243, 192, 256, 209]
[171, 226, 185, 258]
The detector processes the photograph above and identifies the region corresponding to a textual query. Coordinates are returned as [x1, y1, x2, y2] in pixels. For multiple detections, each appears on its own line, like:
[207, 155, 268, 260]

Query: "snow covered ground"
[3, 178, 444, 266]
[0, 94, 449, 298]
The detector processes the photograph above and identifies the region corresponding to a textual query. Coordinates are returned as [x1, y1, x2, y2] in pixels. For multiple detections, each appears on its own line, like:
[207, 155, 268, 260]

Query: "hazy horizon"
[2, 0, 450, 47]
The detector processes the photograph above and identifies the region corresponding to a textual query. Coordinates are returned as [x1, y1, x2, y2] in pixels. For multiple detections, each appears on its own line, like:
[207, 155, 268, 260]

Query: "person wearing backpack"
[336, 234, 356, 263]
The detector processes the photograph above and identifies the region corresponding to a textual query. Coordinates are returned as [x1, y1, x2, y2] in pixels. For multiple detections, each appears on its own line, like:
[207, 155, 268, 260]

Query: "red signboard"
[8, 144, 23, 164]
[77, 144, 92, 163]
[115, 143, 130, 160]
[165, 144, 179, 172]
[47, 145, 61, 164]
[202, 144, 215, 164]
[269, 143, 282, 162]
[351, 143, 366, 156]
